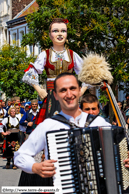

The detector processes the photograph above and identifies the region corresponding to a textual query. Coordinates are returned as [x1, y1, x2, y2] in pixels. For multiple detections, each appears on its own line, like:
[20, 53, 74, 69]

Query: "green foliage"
[99, 89, 109, 105]
[0, 44, 38, 100]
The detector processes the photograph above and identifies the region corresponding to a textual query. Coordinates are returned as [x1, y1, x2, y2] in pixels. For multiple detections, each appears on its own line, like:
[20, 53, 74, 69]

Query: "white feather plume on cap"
[78, 53, 113, 85]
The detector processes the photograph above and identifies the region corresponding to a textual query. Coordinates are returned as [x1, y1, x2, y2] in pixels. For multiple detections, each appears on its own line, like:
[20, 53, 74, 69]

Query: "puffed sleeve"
[22, 51, 46, 86]
[73, 51, 83, 75]
[0, 118, 7, 133]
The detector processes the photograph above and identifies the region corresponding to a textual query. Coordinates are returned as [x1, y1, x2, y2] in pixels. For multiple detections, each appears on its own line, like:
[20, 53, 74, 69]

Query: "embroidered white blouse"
[22, 50, 83, 86]
[0, 116, 19, 133]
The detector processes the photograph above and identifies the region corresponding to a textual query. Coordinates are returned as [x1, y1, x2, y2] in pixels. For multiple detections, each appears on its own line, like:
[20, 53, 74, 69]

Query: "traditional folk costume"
[16, 113, 26, 145]
[0, 108, 7, 146]
[0, 108, 7, 123]
[23, 48, 83, 124]
[0, 116, 20, 168]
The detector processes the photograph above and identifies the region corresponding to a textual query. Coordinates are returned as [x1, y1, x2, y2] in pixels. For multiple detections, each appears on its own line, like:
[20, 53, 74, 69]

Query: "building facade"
[0, 0, 34, 48]
[0, 0, 12, 47]
[6, 0, 40, 56]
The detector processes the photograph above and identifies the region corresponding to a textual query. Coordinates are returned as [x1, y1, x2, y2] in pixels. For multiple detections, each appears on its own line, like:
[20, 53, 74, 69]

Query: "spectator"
[112, 101, 126, 125]
[24, 104, 30, 112]
[2, 101, 6, 109]
[0, 107, 20, 169]
[0, 101, 7, 123]
[19, 99, 39, 139]
[124, 100, 129, 117]
[15, 104, 25, 145]
[103, 102, 109, 119]
[6, 98, 12, 113]
[80, 93, 107, 119]
[123, 94, 129, 110]
[126, 116, 129, 130]
[11, 97, 16, 106]
[15, 104, 23, 121]
[15, 97, 25, 115]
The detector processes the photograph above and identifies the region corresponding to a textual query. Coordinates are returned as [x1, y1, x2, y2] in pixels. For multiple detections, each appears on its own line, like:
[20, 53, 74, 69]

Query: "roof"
[7, 0, 39, 27]
[14, 0, 39, 19]
[6, 16, 26, 27]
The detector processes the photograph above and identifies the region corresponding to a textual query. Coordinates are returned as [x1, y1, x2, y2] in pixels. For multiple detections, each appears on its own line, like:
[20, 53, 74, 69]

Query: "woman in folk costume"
[0, 107, 20, 169]
[22, 18, 87, 124]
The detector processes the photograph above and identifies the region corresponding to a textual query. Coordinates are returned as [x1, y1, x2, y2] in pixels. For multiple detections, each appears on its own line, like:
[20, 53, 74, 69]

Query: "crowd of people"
[0, 97, 40, 169]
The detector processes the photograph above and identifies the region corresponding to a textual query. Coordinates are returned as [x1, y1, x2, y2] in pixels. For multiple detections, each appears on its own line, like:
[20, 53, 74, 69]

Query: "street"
[0, 152, 21, 194]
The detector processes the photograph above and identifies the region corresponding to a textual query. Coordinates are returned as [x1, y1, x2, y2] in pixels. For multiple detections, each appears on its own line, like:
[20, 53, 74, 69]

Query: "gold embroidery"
[7, 117, 19, 131]
[47, 48, 73, 76]
[0, 109, 4, 118]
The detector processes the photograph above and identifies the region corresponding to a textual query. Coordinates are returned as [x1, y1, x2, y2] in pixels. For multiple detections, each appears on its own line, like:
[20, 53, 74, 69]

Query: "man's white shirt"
[14, 111, 111, 174]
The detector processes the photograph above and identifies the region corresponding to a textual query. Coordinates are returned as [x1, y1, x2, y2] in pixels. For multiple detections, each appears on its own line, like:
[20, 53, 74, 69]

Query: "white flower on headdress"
[53, 111, 59, 115]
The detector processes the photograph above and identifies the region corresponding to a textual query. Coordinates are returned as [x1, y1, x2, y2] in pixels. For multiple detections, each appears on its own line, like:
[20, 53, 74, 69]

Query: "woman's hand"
[32, 84, 48, 99]
[2, 131, 11, 136]
[80, 86, 88, 96]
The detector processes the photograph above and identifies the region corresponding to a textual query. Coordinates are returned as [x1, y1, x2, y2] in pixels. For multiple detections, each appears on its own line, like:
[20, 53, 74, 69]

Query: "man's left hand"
[123, 151, 129, 168]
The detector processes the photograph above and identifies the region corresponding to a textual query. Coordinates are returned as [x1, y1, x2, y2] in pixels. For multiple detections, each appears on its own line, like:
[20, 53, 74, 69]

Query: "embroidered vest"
[0, 109, 4, 119]
[6, 117, 19, 131]
[45, 48, 74, 78]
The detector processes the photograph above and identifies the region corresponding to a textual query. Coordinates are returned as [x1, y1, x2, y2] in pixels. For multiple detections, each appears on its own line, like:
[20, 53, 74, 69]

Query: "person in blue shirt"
[15, 97, 25, 115]
[19, 99, 39, 139]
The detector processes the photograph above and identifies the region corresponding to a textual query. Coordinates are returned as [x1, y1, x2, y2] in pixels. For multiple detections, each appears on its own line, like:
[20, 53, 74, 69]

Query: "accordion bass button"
[88, 181, 94, 189]
[85, 186, 89, 193]
[83, 168, 86, 176]
[86, 162, 91, 171]
[84, 177, 88, 184]
[81, 183, 85, 191]
[87, 172, 93, 180]
[79, 164, 82, 172]
[80, 173, 83, 181]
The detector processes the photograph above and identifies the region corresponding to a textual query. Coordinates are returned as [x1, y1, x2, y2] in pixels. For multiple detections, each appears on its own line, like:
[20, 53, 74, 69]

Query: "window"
[19, 30, 24, 46]
[12, 32, 16, 45]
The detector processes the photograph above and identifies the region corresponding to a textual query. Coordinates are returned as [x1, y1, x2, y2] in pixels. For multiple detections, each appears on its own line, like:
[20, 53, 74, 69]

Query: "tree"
[0, 44, 38, 100]
[22, 0, 129, 96]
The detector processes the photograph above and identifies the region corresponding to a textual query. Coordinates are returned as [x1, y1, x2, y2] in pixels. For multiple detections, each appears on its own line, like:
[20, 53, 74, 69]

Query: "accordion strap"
[52, 113, 98, 128]
[52, 114, 78, 129]
[85, 114, 99, 127]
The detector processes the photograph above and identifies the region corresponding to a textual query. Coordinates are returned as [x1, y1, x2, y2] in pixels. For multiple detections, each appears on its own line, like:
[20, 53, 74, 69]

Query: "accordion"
[46, 126, 129, 194]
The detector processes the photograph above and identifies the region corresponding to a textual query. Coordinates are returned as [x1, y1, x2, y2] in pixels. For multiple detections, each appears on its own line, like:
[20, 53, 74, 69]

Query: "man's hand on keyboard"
[32, 159, 57, 178]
